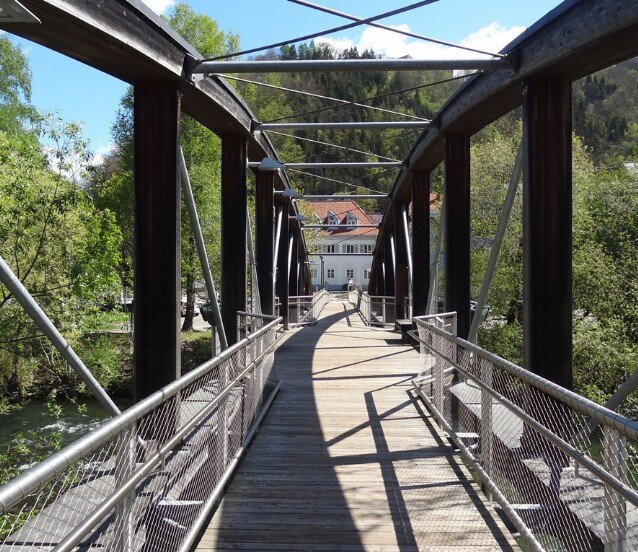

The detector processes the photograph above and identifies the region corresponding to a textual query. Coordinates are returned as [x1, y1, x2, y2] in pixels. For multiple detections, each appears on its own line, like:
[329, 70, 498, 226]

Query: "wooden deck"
[195, 301, 519, 551]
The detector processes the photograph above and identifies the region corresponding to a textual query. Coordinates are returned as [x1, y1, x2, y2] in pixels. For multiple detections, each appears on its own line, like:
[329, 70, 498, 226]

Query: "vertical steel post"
[480, 358, 493, 500]
[444, 132, 471, 339]
[603, 427, 627, 551]
[134, 82, 181, 402]
[412, 170, 431, 317]
[221, 134, 247, 346]
[522, 76, 572, 388]
[276, 202, 290, 329]
[394, 202, 409, 320]
[434, 323, 444, 415]
[385, 236, 395, 297]
[114, 426, 135, 552]
[255, 171, 275, 315]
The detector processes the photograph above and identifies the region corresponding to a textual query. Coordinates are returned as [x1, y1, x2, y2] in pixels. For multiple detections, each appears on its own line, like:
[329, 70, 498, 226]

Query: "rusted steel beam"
[444, 132, 471, 340]
[221, 134, 247, 345]
[522, 76, 572, 389]
[412, 170, 431, 317]
[133, 82, 181, 402]
[255, 170, 275, 316]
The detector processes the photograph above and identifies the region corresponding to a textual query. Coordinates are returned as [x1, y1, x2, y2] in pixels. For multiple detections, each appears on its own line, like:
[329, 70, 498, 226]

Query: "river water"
[0, 399, 131, 454]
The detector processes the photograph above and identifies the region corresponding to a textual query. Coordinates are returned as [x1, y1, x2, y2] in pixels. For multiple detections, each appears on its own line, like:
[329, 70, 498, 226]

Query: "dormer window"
[326, 211, 338, 226]
[346, 212, 358, 226]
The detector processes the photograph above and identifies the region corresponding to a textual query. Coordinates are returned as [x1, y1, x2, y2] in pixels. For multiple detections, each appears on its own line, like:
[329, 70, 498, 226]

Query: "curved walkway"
[195, 301, 519, 551]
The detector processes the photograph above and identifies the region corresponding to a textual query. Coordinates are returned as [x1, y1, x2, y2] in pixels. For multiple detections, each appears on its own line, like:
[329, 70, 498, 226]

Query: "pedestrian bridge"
[1, 294, 637, 551]
[2, 1, 638, 551]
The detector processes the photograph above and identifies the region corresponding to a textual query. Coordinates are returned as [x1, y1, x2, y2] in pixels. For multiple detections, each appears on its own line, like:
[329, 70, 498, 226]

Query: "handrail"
[0, 315, 281, 515]
[348, 290, 398, 327]
[413, 314, 638, 440]
[412, 313, 638, 550]
[409, 328, 638, 507]
[288, 289, 329, 326]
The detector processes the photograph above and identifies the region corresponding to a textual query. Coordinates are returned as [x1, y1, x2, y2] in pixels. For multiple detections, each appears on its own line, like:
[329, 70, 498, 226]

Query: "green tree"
[0, 120, 122, 398]
[0, 36, 37, 136]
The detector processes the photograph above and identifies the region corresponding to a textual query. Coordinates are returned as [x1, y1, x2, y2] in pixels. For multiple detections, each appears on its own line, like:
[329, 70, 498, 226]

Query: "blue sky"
[6, 0, 563, 160]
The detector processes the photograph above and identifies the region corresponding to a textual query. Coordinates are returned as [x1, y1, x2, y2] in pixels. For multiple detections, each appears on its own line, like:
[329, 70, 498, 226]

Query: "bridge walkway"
[195, 301, 519, 551]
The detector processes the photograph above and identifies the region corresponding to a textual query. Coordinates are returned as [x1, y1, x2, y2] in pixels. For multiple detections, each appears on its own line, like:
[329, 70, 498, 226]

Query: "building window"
[364, 269, 371, 279]
[321, 244, 336, 253]
[361, 244, 373, 254]
[345, 244, 359, 254]
[346, 269, 354, 279]
[327, 268, 335, 279]
[346, 212, 357, 225]
[326, 211, 338, 226]
[310, 268, 318, 278]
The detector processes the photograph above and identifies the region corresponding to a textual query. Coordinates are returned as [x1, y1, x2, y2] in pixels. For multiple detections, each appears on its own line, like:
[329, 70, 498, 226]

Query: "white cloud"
[91, 143, 116, 167]
[140, 0, 175, 15]
[317, 22, 526, 60]
[316, 37, 355, 53]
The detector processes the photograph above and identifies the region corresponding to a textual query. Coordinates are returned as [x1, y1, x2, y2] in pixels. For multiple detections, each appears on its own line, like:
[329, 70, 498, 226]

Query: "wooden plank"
[194, 301, 519, 550]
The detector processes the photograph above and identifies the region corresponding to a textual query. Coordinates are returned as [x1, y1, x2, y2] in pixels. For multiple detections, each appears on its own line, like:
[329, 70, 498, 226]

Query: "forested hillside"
[234, 42, 461, 199]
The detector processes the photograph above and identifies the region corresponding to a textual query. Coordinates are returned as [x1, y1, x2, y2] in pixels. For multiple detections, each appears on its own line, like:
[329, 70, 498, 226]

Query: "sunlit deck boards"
[195, 301, 519, 551]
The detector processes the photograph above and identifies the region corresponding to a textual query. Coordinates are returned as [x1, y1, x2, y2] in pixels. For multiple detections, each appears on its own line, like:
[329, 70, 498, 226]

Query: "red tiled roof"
[306, 200, 378, 237]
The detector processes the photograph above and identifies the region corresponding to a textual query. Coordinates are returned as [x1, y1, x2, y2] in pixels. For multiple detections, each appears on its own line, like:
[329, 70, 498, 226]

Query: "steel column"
[288, 233, 299, 297]
[444, 132, 471, 339]
[384, 237, 395, 297]
[276, 201, 290, 329]
[255, 171, 275, 315]
[221, 134, 247, 345]
[522, 76, 572, 389]
[133, 82, 181, 402]
[412, 170, 431, 317]
[394, 203, 409, 320]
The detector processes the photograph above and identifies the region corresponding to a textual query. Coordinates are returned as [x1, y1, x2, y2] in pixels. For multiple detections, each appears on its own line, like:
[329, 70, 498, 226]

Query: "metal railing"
[0, 313, 282, 552]
[412, 312, 638, 552]
[348, 291, 397, 326]
[287, 289, 330, 326]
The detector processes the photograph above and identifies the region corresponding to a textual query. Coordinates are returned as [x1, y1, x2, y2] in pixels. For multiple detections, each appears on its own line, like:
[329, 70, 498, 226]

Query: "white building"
[306, 200, 377, 292]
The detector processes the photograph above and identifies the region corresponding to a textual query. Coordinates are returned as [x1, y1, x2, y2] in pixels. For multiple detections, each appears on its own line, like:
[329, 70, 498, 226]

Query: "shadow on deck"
[194, 302, 519, 551]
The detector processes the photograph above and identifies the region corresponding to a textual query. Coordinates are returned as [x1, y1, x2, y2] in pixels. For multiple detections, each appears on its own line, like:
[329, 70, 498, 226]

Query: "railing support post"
[434, 322, 444, 415]
[114, 426, 135, 552]
[221, 134, 247, 346]
[480, 358, 493, 500]
[133, 82, 181, 402]
[603, 427, 627, 551]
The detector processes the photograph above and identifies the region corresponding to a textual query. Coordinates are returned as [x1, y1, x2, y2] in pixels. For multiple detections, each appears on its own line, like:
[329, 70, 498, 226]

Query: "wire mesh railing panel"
[0, 314, 281, 552]
[349, 292, 397, 326]
[413, 313, 638, 552]
[287, 289, 329, 326]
